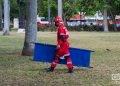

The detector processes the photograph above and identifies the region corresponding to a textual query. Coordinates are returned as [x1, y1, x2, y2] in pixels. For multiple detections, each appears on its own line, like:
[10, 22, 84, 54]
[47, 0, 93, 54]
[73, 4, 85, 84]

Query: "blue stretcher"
[33, 43, 94, 67]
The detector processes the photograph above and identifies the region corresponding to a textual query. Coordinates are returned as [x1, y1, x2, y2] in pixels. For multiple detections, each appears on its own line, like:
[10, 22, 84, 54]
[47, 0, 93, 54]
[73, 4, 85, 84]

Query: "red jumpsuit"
[50, 23, 73, 69]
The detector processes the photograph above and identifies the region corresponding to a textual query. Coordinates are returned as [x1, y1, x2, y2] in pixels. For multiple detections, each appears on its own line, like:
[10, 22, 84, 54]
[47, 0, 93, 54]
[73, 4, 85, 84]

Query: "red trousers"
[50, 56, 73, 69]
[50, 42, 73, 69]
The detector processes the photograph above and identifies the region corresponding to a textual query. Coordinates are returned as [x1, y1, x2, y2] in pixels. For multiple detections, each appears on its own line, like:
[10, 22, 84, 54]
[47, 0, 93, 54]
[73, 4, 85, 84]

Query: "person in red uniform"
[47, 16, 73, 73]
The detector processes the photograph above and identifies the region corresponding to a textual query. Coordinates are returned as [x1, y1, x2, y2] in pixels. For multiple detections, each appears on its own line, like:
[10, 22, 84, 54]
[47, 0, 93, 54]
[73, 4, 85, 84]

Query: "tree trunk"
[63, 17, 67, 27]
[109, 8, 117, 32]
[48, 0, 51, 27]
[113, 16, 117, 31]
[18, 0, 25, 29]
[22, 0, 37, 56]
[58, 0, 62, 18]
[103, 8, 109, 32]
[0, 0, 2, 31]
[3, 0, 10, 35]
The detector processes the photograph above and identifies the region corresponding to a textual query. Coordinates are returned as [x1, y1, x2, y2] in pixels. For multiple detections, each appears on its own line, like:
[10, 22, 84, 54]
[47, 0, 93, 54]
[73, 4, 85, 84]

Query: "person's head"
[54, 16, 63, 27]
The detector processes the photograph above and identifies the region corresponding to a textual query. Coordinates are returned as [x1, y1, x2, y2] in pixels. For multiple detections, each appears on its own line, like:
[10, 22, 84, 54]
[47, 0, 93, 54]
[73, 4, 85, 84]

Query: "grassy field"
[0, 31, 120, 86]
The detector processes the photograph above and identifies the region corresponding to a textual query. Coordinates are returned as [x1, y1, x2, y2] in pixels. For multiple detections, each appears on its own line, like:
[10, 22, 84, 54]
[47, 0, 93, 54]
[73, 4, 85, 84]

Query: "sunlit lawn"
[0, 31, 120, 86]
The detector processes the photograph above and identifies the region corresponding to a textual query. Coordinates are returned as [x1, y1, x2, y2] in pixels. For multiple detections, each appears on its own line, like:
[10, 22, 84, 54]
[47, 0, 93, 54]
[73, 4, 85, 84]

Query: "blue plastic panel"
[33, 43, 93, 67]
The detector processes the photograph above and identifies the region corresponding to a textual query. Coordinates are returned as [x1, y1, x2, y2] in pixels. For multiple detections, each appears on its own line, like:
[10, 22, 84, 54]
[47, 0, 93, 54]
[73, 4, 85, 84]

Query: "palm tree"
[17, 0, 25, 32]
[22, 0, 37, 56]
[58, 0, 62, 17]
[103, 8, 109, 32]
[0, 0, 2, 31]
[3, 0, 10, 35]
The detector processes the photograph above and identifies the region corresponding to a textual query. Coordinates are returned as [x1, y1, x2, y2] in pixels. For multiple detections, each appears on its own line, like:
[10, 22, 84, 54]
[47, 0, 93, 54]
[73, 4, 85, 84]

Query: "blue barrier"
[33, 43, 94, 67]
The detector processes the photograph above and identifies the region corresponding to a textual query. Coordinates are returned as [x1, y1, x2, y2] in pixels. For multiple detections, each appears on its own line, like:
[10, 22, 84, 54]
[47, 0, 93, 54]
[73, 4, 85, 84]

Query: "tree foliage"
[0, 0, 120, 21]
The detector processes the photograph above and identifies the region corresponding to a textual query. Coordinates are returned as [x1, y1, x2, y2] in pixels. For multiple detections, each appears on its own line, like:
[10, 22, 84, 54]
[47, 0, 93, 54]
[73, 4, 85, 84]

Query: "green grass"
[0, 31, 120, 86]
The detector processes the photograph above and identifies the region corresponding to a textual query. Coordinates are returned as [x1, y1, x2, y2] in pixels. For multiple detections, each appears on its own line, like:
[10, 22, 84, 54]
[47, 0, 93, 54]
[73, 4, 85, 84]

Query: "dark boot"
[67, 69, 73, 73]
[46, 67, 54, 72]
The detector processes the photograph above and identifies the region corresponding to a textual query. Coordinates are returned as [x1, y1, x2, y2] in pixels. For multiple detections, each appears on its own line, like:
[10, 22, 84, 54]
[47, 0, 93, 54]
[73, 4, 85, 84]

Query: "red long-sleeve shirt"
[57, 23, 69, 45]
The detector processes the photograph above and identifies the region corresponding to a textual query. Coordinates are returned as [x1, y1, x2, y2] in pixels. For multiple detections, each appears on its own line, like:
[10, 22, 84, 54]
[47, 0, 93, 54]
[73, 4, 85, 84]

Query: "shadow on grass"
[28, 67, 92, 74]
[29, 58, 93, 74]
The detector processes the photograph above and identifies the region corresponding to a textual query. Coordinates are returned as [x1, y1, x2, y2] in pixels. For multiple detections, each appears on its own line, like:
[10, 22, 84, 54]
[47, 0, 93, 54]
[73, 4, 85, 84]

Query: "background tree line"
[0, 0, 120, 33]
[1, 0, 120, 21]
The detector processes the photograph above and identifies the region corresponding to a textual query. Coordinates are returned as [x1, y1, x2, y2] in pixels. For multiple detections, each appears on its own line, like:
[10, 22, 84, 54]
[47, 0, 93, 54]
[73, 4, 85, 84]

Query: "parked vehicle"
[116, 19, 120, 27]
[37, 17, 49, 27]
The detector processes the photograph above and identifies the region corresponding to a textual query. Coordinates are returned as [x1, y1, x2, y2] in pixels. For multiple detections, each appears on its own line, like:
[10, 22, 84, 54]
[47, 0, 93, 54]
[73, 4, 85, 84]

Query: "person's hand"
[56, 44, 60, 49]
